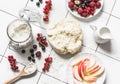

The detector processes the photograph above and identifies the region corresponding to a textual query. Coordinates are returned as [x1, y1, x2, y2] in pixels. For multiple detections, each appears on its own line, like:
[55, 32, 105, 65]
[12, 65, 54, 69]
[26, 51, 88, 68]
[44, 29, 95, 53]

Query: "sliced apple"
[78, 61, 84, 79]
[73, 66, 82, 81]
[87, 58, 96, 70]
[72, 60, 82, 67]
[78, 58, 90, 79]
[87, 65, 101, 74]
[90, 66, 105, 77]
[84, 76, 97, 82]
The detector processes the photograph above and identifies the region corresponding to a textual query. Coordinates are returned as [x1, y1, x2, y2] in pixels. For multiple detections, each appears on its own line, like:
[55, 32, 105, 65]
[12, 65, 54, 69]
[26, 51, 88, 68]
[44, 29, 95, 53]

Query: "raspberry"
[78, 8, 84, 14]
[43, 15, 49, 22]
[35, 51, 41, 57]
[8, 55, 19, 71]
[37, 33, 42, 37]
[73, 5, 77, 10]
[89, 1, 96, 7]
[68, 1, 74, 8]
[96, 1, 101, 8]
[42, 56, 53, 72]
[82, 12, 88, 17]
[90, 10, 95, 15]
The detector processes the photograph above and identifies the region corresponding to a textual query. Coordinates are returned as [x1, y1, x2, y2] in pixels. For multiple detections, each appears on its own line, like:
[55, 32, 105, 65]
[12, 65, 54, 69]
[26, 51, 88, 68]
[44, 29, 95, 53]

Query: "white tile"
[0, 11, 17, 55]
[95, 52, 120, 84]
[66, 12, 109, 50]
[0, 0, 28, 17]
[112, 0, 120, 18]
[102, 0, 116, 13]
[38, 74, 66, 84]
[27, 0, 68, 28]
[97, 16, 120, 60]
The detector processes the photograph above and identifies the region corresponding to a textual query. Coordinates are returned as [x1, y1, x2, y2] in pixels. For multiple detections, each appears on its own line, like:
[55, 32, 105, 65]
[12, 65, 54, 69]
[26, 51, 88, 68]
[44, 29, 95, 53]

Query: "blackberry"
[21, 49, 26, 54]
[81, 4, 86, 9]
[32, 59, 35, 63]
[30, 49, 34, 53]
[36, 2, 40, 7]
[42, 46, 46, 52]
[33, 44, 37, 50]
[39, 0, 42, 3]
[31, 53, 35, 58]
[42, 36, 46, 40]
[28, 56, 32, 61]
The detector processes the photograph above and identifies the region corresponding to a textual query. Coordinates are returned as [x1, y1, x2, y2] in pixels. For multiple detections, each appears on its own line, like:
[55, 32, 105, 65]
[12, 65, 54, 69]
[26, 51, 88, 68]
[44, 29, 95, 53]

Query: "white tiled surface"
[0, 0, 120, 84]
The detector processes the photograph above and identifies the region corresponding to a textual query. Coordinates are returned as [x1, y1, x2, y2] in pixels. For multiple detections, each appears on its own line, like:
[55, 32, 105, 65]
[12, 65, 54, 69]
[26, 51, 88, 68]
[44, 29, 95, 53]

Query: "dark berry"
[31, 53, 35, 58]
[33, 44, 37, 50]
[28, 56, 32, 61]
[81, 4, 86, 9]
[32, 59, 35, 63]
[30, 49, 34, 53]
[21, 49, 26, 54]
[36, 2, 40, 7]
[31, 0, 33, 1]
[42, 46, 46, 52]
[42, 36, 46, 40]
[39, 0, 42, 3]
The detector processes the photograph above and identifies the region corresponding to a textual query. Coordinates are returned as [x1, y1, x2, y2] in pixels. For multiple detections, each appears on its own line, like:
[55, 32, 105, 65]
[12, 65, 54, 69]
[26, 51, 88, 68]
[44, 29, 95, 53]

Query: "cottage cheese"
[47, 19, 83, 54]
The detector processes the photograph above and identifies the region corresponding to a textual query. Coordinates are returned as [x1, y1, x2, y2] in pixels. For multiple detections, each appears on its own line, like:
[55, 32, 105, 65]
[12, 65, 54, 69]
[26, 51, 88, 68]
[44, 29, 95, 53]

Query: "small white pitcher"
[91, 25, 112, 44]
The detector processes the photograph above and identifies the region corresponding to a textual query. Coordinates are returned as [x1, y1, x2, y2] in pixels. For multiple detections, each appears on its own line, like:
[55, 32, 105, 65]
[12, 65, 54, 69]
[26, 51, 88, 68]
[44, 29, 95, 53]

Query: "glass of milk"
[7, 19, 33, 49]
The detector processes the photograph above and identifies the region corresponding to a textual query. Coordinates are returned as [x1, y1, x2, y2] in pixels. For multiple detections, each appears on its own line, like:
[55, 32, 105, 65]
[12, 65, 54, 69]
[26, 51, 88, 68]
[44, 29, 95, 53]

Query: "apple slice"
[90, 66, 105, 77]
[78, 61, 84, 79]
[73, 66, 82, 81]
[87, 65, 101, 74]
[87, 58, 96, 70]
[72, 60, 82, 67]
[84, 76, 97, 82]
[78, 58, 90, 79]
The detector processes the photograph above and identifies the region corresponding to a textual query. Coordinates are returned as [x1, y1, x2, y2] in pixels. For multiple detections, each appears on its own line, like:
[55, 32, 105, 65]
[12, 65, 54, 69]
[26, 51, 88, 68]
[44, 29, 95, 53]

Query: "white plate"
[66, 0, 104, 20]
[66, 53, 106, 84]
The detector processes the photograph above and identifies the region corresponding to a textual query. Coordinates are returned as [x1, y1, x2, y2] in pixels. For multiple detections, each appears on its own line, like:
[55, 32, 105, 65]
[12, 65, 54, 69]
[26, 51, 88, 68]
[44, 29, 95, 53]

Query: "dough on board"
[47, 19, 83, 54]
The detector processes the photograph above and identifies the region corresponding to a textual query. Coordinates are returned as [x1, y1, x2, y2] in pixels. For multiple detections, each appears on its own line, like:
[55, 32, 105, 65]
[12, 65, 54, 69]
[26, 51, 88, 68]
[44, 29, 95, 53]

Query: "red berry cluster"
[42, 57, 53, 72]
[35, 51, 41, 58]
[43, 0, 52, 22]
[37, 33, 48, 52]
[68, 0, 101, 17]
[8, 56, 19, 71]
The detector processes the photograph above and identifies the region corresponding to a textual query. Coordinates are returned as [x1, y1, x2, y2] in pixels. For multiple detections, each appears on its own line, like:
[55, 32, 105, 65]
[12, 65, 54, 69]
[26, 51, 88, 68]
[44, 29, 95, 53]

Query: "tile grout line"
[36, 72, 42, 84]
[97, 50, 120, 62]
[43, 73, 68, 84]
[105, 0, 117, 26]
[0, 9, 18, 18]
[25, 0, 30, 7]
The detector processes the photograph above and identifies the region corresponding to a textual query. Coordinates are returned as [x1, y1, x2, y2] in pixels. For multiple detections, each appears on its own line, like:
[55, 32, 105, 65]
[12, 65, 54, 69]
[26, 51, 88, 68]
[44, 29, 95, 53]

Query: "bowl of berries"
[67, 0, 103, 19]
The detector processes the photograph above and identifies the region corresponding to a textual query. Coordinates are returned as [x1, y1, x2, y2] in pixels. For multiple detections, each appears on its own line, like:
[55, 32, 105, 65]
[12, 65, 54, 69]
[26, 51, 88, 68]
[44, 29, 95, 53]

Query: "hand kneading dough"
[47, 19, 83, 54]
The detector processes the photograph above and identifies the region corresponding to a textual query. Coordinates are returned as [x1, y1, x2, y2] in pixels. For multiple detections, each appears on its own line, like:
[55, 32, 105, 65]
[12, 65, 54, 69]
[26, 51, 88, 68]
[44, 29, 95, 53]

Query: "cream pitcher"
[90, 25, 112, 44]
